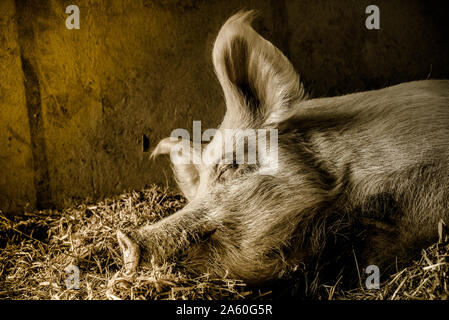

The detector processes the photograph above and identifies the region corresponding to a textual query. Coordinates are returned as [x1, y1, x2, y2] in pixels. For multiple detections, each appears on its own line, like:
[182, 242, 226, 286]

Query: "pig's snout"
[117, 230, 140, 274]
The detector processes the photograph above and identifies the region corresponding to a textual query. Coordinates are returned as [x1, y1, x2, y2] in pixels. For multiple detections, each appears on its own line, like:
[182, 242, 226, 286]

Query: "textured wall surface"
[1, 0, 448, 214]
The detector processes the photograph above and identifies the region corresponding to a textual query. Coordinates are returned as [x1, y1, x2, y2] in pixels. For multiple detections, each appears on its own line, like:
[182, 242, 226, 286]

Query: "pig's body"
[117, 11, 449, 289]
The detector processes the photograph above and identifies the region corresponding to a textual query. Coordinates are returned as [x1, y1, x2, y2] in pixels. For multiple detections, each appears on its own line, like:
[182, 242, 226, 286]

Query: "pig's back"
[285, 80, 449, 184]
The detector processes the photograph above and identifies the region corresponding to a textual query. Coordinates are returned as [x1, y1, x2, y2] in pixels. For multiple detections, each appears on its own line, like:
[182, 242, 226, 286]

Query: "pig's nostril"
[116, 230, 140, 273]
[117, 230, 129, 251]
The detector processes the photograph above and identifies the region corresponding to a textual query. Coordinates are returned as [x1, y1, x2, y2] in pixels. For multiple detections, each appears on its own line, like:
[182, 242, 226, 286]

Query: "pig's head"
[153, 11, 307, 201]
[118, 11, 328, 282]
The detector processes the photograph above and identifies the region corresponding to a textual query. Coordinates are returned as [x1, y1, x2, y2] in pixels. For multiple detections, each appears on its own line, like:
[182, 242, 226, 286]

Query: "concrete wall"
[1, 0, 448, 214]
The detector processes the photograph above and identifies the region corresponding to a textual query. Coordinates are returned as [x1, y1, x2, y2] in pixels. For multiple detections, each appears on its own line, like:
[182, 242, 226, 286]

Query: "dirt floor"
[0, 185, 448, 300]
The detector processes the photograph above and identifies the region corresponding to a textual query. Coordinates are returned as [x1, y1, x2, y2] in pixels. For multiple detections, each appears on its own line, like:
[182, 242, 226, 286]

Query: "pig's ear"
[151, 137, 200, 201]
[213, 11, 306, 126]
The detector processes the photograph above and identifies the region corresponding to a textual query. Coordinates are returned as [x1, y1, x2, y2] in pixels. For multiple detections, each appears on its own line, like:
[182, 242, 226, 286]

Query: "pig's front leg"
[117, 205, 215, 273]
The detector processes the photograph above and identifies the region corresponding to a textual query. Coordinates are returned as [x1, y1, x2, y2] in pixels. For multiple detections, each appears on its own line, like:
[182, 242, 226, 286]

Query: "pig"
[117, 11, 449, 289]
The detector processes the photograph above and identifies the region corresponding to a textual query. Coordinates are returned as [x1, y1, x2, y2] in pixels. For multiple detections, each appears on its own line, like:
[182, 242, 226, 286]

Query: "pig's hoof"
[117, 230, 140, 274]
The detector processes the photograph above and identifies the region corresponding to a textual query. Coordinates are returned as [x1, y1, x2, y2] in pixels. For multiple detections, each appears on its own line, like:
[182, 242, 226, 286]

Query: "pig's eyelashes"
[217, 164, 239, 181]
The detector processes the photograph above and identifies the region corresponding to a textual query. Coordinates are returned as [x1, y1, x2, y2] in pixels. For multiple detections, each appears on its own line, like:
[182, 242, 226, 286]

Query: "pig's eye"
[217, 163, 239, 181]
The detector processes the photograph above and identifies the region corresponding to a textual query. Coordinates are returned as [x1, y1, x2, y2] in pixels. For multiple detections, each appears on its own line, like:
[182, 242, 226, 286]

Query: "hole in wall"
[142, 134, 150, 152]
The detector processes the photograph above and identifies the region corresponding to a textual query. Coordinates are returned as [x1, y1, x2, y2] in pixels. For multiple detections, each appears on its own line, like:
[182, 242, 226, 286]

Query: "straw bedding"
[1, 185, 447, 300]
